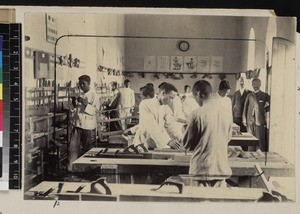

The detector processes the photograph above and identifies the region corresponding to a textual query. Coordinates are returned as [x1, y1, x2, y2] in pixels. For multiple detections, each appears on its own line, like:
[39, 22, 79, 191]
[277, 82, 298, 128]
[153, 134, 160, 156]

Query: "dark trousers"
[109, 110, 122, 131]
[68, 127, 96, 171]
[247, 123, 266, 151]
[233, 117, 247, 132]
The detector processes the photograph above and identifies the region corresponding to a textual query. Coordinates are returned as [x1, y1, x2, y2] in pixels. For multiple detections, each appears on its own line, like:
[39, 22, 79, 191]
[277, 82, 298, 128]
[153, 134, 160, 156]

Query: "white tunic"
[182, 97, 200, 120]
[137, 97, 171, 148]
[119, 87, 135, 108]
[72, 90, 99, 130]
[170, 95, 185, 120]
[212, 92, 232, 115]
[159, 105, 185, 142]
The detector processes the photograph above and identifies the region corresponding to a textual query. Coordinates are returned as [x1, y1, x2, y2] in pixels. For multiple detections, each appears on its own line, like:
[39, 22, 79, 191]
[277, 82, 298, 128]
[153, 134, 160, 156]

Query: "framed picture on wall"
[144, 56, 156, 71]
[197, 56, 210, 72]
[157, 56, 170, 71]
[34, 51, 50, 79]
[184, 56, 196, 72]
[170, 56, 183, 72]
[211, 56, 224, 72]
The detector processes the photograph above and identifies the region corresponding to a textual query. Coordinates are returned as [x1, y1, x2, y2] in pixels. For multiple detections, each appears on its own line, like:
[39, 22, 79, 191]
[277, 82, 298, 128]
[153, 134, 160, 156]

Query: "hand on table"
[168, 139, 182, 150]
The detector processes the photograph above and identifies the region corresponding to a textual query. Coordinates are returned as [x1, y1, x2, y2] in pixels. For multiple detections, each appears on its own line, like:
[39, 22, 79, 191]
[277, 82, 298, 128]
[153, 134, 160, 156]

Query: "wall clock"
[178, 40, 190, 52]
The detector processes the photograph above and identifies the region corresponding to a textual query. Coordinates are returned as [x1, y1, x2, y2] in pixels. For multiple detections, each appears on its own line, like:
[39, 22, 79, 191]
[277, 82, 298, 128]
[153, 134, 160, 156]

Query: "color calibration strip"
[0, 26, 8, 190]
[0, 23, 22, 189]
[0, 35, 3, 179]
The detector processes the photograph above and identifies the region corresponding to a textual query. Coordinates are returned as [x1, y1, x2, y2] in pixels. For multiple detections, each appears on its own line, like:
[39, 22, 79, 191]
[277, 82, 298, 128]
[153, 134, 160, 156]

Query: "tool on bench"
[84, 144, 146, 159]
[120, 144, 139, 154]
[29, 187, 58, 200]
[89, 177, 112, 195]
[151, 181, 184, 194]
[66, 185, 86, 193]
[254, 164, 291, 202]
[57, 182, 64, 193]
[135, 143, 148, 153]
[39, 188, 55, 197]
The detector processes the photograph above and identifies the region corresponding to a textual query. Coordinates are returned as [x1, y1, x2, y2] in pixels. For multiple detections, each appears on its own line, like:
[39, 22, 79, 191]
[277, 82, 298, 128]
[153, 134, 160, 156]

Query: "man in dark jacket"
[243, 78, 270, 151]
[232, 77, 251, 132]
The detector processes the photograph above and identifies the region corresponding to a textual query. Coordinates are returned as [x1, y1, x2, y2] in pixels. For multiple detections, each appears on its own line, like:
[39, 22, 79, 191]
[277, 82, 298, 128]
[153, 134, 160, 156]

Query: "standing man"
[183, 80, 232, 187]
[137, 82, 181, 149]
[243, 78, 270, 151]
[68, 75, 99, 172]
[212, 80, 232, 115]
[232, 77, 251, 132]
[179, 85, 192, 101]
[119, 79, 135, 129]
[106, 81, 122, 131]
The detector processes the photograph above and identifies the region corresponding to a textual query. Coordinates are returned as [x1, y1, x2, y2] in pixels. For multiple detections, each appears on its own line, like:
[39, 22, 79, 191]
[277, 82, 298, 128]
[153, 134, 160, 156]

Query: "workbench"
[230, 132, 259, 148]
[25, 181, 265, 202]
[107, 132, 259, 149]
[72, 148, 294, 188]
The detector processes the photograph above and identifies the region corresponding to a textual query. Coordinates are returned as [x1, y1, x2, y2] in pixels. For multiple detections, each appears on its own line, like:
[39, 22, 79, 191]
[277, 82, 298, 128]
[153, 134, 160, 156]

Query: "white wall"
[95, 14, 126, 87]
[24, 13, 98, 88]
[122, 15, 248, 94]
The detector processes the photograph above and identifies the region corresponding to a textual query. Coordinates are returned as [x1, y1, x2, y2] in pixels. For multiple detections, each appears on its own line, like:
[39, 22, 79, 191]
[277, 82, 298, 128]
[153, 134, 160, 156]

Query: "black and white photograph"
[22, 11, 296, 203]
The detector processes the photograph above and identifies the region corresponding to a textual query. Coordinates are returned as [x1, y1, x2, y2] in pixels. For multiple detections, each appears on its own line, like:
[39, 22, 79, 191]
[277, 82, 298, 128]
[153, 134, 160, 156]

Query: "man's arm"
[139, 101, 171, 148]
[83, 93, 100, 116]
[242, 94, 250, 127]
[265, 93, 271, 112]
[131, 90, 135, 110]
[232, 92, 236, 113]
[183, 113, 200, 151]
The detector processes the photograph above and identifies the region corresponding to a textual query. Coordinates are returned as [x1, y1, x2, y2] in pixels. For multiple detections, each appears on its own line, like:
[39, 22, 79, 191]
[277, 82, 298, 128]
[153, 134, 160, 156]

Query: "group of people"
[232, 77, 270, 152]
[67, 74, 270, 187]
[104, 79, 136, 131]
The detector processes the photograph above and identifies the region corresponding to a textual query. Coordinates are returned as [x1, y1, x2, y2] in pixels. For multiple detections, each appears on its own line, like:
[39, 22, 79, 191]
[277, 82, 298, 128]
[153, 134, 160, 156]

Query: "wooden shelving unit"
[25, 84, 71, 191]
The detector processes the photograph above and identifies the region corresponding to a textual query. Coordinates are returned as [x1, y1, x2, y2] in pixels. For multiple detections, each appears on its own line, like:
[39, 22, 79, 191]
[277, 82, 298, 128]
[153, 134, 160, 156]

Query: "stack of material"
[232, 123, 241, 136]
[227, 146, 251, 159]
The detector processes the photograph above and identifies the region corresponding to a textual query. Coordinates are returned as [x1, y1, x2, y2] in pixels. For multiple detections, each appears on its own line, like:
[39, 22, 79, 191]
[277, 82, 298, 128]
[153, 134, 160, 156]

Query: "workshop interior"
[23, 12, 296, 202]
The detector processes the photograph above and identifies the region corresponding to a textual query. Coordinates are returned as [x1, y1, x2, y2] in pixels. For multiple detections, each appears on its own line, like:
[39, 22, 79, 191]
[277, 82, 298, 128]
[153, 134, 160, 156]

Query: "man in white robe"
[212, 80, 232, 116]
[119, 79, 135, 129]
[135, 82, 181, 149]
[68, 75, 100, 172]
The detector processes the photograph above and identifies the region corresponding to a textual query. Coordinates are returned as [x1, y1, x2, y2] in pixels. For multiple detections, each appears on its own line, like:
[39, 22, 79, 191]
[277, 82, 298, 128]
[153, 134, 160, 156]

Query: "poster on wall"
[34, 51, 50, 79]
[45, 13, 58, 44]
[184, 56, 197, 72]
[157, 56, 170, 71]
[197, 56, 210, 72]
[210, 56, 224, 72]
[125, 56, 143, 71]
[170, 56, 183, 72]
[144, 56, 156, 71]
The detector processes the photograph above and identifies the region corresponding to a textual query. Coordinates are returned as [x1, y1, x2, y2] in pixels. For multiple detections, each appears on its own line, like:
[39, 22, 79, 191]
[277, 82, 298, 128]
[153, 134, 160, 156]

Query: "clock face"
[178, 41, 189, 52]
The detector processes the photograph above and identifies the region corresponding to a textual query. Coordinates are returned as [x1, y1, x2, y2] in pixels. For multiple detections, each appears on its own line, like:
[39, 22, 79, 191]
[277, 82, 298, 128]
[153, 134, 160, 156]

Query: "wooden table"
[230, 132, 259, 148]
[72, 148, 294, 188]
[25, 181, 265, 202]
[100, 132, 259, 150]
